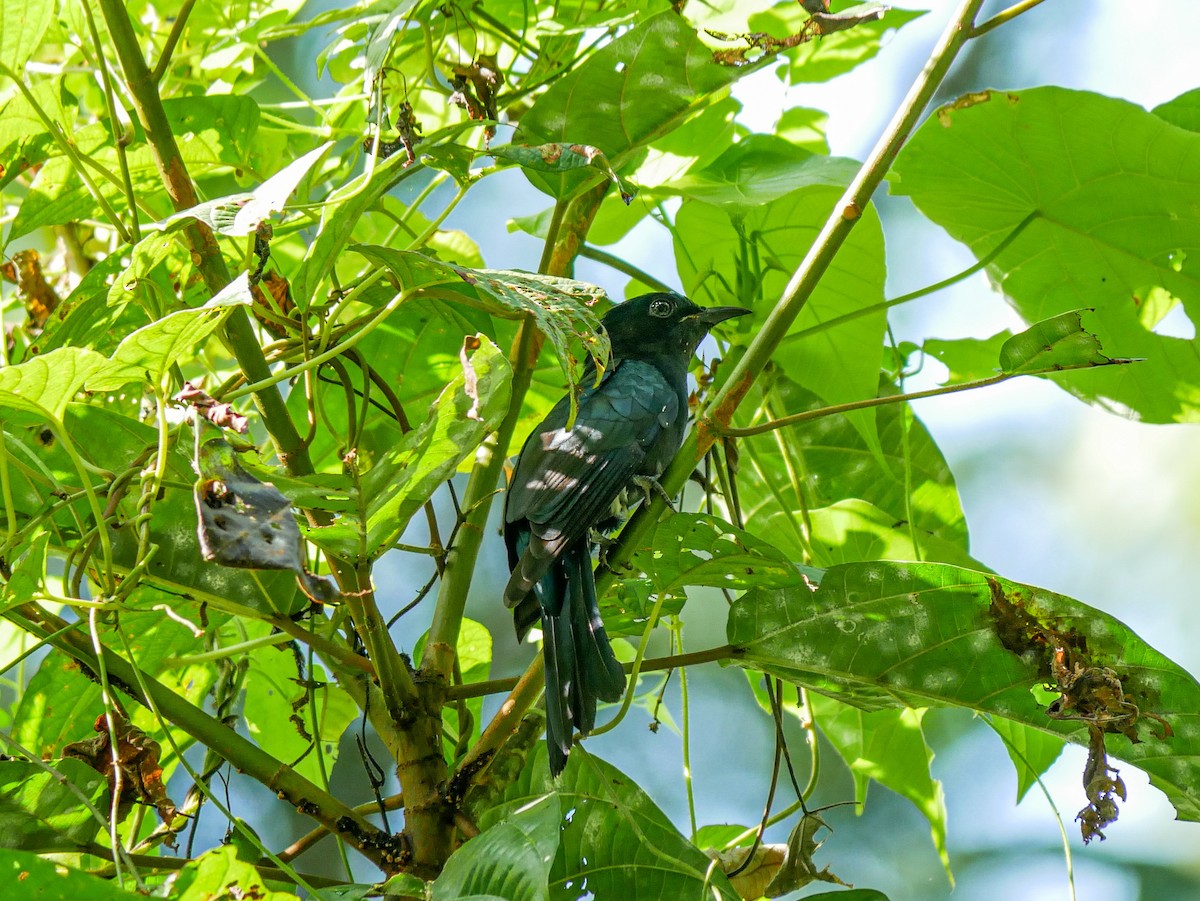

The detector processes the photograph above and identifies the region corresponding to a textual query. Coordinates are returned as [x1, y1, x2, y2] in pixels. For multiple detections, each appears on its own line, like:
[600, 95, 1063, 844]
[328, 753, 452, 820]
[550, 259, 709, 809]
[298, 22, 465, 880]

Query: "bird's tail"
[543, 544, 626, 775]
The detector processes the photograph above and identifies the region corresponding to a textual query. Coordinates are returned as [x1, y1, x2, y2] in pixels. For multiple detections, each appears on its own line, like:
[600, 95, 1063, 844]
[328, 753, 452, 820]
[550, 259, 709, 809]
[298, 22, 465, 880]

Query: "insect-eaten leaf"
[490, 143, 638, 204]
[157, 142, 332, 236]
[194, 438, 334, 602]
[62, 714, 176, 826]
[999, 310, 1137, 374]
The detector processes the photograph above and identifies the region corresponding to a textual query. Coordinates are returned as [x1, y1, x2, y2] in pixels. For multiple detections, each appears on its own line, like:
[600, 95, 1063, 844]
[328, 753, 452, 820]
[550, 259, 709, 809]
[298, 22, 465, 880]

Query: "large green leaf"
[0, 0, 54, 78]
[728, 561, 1200, 823]
[732, 371, 969, 564]
[892, 87, 1200, 421]
[674, 182, 888, 432]
[483, 750, 740, 901]
[432, 795, 560, 901]
[0, 759, 106, 852]
[0, 847, 142, 899]
[303, 334, 511, 560]
[514, 11, 745, 200]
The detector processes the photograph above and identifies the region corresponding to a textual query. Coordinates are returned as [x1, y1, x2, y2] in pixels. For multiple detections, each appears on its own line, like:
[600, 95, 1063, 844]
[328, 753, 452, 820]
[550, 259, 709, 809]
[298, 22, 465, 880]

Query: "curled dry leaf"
[987, 577, 1174, 842]
[176, 381, 249, 434]
[62, 714, 177, 826]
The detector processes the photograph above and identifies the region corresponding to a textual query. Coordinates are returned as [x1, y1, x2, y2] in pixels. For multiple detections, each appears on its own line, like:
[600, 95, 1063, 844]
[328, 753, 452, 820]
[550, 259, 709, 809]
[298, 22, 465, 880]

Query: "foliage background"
[2, 0, 1199, 899]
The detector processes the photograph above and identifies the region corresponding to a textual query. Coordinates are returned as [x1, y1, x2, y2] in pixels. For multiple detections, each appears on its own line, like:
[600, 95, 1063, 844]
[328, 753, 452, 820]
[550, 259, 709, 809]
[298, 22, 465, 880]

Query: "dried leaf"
[176, 381, 249, 434]
[2, 249, 60, 329]
[62, 714, 177, 825]
[194, 438, 335, 602]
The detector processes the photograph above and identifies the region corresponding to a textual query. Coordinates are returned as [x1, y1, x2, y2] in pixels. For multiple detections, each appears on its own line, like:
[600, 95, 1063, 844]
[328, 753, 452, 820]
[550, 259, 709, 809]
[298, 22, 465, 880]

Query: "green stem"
[96, 0, 315, 479]
[970, 0, 1049, 37]
[150, 0, 197, 82]
[721, 357, 1135, 439]
[784, 210, 1040, 345]
[423, 318, 538, 683]
[577, 244, 675, 293]
[79, 0, 140, 242]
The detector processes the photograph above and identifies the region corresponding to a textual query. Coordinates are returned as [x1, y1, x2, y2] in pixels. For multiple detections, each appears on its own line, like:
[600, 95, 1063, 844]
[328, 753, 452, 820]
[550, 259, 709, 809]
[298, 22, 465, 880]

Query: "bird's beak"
[695, 306, 752, 327]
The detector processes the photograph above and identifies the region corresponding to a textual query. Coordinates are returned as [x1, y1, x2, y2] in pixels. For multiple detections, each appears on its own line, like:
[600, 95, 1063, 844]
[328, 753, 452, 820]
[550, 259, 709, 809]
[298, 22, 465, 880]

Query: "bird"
[502, 291, 751, 775]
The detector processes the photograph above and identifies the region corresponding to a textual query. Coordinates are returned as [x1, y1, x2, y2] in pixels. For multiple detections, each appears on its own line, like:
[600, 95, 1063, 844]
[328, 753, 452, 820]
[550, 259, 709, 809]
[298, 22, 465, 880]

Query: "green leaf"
[90, 279, 251, 390]
[515, 11, 744, 200]
[733, 372, 968, 563]
[0, 759, 106, 852]
[243, 652, 357, 786]
[484, 750, 741, 900]
[675, 183, 888, 439]
[805, 498, 980, 569]
[352, 245, 608, 396]
[633, 511, 804, 595]
[809, 698, 949, 877]
[0, 0, 54, 77]
[923, 331, 1012, 385]
[998, 309, 1126, 373]
[491, 143, 637, 203]
[659, 134, 859, 208]
[164, 142, 330, 237]
[304, 334, 511, 560]
[432, 795, 560, 901]
[1153, 88, 1200, 133]
[728, 561, 1200, 823]
[987, 716, 1066, 803]
[171, 845, 301, 900]
[290, 122, 474, 308]
[892, 87, 1200, 421]
[0, 847, 143, 899]
[0, 347, 111, 421]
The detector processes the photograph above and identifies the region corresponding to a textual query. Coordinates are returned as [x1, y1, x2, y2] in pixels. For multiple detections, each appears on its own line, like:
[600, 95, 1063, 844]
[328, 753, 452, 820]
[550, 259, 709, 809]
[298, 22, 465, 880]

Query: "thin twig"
[970, 0, 1048, 37]
[720, 358, 1136, 439]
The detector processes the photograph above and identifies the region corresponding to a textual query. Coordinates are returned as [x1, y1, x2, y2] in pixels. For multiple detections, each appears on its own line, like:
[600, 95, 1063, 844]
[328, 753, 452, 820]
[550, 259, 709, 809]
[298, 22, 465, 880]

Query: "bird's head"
[600, 292, 751, 363]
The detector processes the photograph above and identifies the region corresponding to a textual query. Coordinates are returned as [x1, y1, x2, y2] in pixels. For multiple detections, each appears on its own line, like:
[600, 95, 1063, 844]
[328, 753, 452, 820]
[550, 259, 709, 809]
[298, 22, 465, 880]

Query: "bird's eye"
[649, 299, 674, 318]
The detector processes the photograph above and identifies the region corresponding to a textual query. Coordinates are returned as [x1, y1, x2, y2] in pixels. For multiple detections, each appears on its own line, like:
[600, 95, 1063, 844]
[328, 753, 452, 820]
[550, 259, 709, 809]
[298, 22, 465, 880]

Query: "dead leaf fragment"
[63, 714, 177, 825]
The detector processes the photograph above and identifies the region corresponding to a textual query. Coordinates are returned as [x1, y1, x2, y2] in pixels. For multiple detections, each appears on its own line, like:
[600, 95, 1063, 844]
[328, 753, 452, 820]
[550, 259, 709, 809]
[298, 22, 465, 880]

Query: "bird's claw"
[631, 475, 676, 511]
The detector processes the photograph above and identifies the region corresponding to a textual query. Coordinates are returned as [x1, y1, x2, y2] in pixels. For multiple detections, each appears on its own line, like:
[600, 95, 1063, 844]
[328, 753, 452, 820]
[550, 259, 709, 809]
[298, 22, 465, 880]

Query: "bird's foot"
[593, 532, 634, 572]
[631, 475, 677, 511]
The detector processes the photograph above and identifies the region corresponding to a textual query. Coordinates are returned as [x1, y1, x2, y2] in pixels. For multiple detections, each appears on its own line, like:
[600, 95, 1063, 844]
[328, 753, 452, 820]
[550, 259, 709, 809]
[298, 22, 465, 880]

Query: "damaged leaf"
[490, 143, 638, 204]
[999, 310, 1136, 374]
[449, 55, 503, 144]
[729, 562, 1200, 831]
[1, 249, 59, 328]
[194, 438, 333, 601]
[62, 714, 176, 826]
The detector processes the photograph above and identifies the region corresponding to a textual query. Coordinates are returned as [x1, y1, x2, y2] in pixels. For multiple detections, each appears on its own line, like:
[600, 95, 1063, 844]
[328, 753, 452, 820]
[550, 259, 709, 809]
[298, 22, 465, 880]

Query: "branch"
[970, 0, 1049, 37]
[720, 359, 1138, 439]
[95, 0, 314, 478]
[595, 0, 990, 585]
[12, 603, 396, 870]
[445, 644, 739, 702]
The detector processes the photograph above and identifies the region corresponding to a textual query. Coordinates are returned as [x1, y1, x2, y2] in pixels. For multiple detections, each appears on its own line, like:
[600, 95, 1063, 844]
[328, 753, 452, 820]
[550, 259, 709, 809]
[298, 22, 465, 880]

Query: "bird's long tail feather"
[542, 544, 627, 775]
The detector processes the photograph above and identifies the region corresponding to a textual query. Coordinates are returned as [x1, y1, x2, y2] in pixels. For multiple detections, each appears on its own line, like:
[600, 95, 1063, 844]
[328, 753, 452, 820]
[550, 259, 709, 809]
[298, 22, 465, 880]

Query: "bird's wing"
[503, 359, 679, 606]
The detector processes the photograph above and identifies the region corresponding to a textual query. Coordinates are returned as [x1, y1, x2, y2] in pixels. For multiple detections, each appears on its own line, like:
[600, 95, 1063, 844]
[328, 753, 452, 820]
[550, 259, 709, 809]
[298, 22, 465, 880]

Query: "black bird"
[503, 292, 750, 775]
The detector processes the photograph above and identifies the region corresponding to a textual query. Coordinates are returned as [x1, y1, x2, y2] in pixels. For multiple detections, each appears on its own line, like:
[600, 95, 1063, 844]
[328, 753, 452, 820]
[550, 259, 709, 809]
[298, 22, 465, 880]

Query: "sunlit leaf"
[893, 87, 1200, 421]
